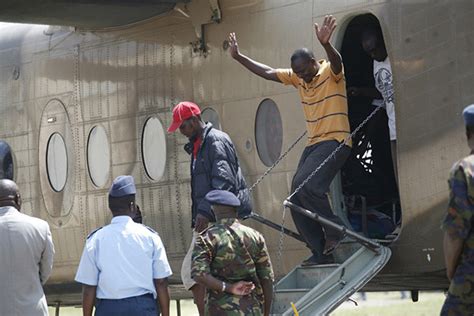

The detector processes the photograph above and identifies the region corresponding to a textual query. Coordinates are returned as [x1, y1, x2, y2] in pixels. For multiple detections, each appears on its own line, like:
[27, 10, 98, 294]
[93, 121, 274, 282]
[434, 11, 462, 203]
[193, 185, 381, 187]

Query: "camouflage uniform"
[192, 218, 274, 316]
[441, 156, 474, 316]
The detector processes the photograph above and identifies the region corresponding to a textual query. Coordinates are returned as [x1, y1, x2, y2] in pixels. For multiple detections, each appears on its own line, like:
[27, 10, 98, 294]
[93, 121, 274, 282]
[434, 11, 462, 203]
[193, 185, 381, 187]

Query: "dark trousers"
[95, 294, 159, 316]
[290, 140, 351, 260]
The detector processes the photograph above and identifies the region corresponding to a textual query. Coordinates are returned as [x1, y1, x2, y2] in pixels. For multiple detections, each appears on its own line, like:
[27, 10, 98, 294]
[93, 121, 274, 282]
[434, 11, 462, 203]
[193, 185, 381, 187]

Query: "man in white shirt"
[75, 175, 172, 316]
[0, 179, 55, 316]
[348, 28, 398, 182]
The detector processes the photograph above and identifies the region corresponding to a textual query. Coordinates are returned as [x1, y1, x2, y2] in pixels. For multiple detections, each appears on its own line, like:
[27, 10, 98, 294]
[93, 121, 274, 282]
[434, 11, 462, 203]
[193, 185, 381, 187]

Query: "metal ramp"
[270, 201, 392, 316]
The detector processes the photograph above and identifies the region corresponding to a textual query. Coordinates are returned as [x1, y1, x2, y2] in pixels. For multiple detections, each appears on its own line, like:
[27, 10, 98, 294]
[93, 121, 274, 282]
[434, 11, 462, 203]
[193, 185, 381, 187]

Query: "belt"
[99, 293, 154, 301]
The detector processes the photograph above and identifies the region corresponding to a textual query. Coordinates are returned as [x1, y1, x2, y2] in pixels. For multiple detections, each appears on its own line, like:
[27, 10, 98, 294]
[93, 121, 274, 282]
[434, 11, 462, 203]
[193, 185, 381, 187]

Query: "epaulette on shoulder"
[87, 227, 103, 239]
[143, 224, 159, 235]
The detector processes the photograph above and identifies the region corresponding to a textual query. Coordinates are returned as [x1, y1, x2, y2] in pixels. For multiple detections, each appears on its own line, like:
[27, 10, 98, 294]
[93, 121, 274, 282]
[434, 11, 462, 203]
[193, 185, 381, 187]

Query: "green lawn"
[49, 292, 445, 316]
[332, 291, 445, 316]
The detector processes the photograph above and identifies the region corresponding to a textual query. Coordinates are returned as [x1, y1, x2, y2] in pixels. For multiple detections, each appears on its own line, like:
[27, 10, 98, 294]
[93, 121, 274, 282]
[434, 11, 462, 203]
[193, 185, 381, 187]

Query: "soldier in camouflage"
[440, 104, 474, 316]
[192, 190, 274, 316]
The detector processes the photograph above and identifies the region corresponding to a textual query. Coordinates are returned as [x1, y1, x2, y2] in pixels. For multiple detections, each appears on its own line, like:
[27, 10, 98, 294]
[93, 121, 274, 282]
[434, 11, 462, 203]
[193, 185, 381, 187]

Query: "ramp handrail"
[249, 212, 304, 243]
[283, 200, 382, 253]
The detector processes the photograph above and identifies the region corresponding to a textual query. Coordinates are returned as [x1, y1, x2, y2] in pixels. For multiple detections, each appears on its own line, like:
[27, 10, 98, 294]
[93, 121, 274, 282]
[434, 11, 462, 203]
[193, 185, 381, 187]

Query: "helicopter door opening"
[339, 14, 400, 242]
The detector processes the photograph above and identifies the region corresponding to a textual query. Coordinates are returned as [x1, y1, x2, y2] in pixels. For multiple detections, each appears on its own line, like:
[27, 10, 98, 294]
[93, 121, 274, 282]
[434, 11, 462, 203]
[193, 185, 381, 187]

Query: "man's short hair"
[108, 194, 135, 213]
[466, 125, 474, 138]
[291, 48, 315, 63]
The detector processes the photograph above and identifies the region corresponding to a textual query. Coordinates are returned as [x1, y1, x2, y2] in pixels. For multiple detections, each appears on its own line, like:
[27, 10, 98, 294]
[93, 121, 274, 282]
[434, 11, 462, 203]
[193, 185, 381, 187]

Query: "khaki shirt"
[0, 206, 55, 316]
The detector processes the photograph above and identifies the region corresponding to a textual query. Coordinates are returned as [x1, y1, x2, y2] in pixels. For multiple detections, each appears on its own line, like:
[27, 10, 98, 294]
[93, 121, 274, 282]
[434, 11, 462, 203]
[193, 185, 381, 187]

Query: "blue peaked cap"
[109, 175, 136, 197]
[463, 104, 474, 126]
[205, 190, 241, 207]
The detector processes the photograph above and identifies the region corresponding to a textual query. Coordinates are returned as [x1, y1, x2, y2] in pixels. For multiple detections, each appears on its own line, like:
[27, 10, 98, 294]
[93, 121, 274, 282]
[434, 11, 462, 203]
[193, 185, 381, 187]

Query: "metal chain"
[270, 205, 287, 314]
[248, 130, 307, 192]
[288, 106, 381, 201]
[275, 205, 288, 274]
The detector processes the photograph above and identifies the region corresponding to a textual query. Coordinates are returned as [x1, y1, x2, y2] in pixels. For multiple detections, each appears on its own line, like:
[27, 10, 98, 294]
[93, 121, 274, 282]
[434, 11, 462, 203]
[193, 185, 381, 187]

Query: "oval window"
[46, 133, 68, 192]
[87, 126, 110, 187]
[0, 140, 13, 180]
[255, 99, 283, 167]
[142, 117, 167, 181]
[201, 107, 221, 130]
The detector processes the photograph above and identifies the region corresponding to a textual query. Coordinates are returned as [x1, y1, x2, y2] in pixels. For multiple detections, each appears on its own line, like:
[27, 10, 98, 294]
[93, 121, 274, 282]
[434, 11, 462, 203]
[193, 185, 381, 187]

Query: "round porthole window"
[201, 107, 221, 130]
[142, 117, 167, 181]
[0, 140, 13, 180]
[255, 99, 283, 167]
[87, 126, 110, 187]
[46, 133, 68, 192]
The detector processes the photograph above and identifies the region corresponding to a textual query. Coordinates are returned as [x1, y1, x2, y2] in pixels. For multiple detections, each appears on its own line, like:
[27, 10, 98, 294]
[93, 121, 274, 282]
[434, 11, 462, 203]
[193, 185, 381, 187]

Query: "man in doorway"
[347, 27, 397, 182]
[229, 15, 351, 265]
[192, 190, 274, 316]
[440, 104, 474, 315]
[0, 179, 55, 316]
[167, 101, 252, 315]
[75, 175, 172, 316]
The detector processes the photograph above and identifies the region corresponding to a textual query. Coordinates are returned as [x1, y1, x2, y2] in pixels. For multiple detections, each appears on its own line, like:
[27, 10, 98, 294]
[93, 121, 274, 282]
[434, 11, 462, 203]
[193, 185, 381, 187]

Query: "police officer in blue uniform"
[75, 175, 172, 316]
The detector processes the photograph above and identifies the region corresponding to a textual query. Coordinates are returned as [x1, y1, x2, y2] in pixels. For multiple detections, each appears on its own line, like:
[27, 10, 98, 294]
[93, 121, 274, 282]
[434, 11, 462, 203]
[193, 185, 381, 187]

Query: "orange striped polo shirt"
[276, 59, 351, 147]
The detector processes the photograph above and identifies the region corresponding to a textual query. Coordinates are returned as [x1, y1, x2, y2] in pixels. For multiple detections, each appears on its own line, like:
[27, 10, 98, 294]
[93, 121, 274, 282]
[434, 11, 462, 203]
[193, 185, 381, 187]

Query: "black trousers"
[290, 140, 351, 260]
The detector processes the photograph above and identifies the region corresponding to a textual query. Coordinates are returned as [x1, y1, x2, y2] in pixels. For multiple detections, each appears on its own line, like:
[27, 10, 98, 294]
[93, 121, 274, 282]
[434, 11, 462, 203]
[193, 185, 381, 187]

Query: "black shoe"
[301, 254, 334, 266]
[323, 238, 342, 255]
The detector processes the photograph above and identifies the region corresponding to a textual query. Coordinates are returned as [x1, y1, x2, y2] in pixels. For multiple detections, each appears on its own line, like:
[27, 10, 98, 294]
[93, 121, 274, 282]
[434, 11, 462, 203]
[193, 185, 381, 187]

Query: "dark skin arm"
[260, 278, 273, 316]
[82, 285, 96, 316]
[194, 273, 255, 296]
[443, 232, 464, 281]
[154, 278, 170, 316]
[228, 32, 281, 83]
[315, 15, 342, 75]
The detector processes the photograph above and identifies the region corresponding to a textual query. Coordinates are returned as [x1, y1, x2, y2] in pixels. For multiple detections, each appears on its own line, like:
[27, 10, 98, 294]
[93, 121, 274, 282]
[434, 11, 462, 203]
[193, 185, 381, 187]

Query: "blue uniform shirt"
[75, 216, 172, 299]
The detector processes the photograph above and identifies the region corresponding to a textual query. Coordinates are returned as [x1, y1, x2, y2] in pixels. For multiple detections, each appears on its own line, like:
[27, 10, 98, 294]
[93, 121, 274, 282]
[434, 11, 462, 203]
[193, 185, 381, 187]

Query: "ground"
[49, 291, 446, 315]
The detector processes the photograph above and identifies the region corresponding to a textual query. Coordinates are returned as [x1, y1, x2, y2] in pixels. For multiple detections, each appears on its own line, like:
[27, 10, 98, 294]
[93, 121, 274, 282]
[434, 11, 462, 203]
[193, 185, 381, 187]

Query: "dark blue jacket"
[186, 123, 252, 227]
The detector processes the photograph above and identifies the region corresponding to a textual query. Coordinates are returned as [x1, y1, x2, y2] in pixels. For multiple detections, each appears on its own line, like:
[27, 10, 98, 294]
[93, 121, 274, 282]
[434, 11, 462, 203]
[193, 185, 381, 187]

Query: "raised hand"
[315, 15, 337, 46]
[228, 32, 240, 59]
[228, 281, 255, 296]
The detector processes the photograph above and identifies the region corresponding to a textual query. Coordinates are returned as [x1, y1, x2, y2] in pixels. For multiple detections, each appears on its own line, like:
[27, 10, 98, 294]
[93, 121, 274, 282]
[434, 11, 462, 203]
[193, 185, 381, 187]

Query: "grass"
[49, 292, 445, 316]
[331, 291, 445, 316]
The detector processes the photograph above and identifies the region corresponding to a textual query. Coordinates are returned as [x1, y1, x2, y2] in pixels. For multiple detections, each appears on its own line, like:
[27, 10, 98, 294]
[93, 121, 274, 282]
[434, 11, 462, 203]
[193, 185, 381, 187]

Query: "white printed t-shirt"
[373, 57, 396, 141]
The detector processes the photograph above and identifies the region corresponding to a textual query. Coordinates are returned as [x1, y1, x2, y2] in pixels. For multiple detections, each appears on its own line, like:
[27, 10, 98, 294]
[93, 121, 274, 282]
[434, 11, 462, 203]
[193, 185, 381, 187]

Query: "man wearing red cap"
[168, 101, 251, 315]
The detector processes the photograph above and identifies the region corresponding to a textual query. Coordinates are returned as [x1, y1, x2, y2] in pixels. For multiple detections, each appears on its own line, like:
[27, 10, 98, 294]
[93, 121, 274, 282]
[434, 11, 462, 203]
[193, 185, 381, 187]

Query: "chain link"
[287, 106, 381, 201]
[270, 205, 288, 314]
[248, 130, 307, 192]
[275, 205, 287, 274]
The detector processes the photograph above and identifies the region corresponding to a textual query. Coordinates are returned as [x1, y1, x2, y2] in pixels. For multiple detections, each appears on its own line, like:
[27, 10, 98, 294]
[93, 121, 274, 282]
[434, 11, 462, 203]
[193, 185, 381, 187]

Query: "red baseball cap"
[167, 101, 201, 132]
